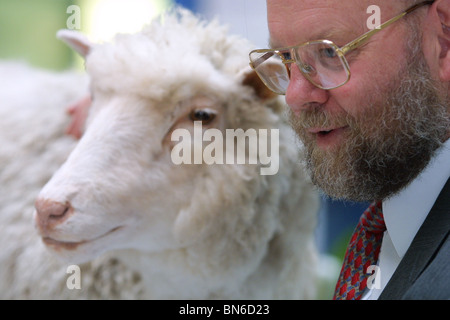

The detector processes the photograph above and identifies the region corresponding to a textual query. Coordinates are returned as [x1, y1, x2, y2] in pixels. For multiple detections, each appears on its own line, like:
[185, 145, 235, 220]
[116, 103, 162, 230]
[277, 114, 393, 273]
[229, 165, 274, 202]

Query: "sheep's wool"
[0, 9, 319, 299]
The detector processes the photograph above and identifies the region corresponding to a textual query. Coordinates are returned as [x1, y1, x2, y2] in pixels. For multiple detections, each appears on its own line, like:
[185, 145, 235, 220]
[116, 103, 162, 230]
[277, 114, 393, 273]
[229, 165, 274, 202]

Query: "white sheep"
[0, 9, 319, 299]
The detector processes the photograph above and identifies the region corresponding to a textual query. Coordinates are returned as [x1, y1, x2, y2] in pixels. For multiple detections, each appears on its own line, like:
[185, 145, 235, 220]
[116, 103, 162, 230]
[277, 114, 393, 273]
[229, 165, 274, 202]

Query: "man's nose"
[285, 65, 329, 115]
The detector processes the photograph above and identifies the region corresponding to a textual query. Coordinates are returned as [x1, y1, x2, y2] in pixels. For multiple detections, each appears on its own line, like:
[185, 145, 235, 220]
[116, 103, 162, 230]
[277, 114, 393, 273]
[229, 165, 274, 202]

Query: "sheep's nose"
[34, 198, 73, 232]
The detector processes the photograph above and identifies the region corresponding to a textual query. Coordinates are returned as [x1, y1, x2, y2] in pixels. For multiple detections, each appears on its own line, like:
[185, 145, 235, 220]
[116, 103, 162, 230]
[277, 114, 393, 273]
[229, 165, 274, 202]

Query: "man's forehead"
[267, 0, 402, 48]
[268, 29, 351, 49]
[266, 0, 401, 9]
[266, 0, 403, 25]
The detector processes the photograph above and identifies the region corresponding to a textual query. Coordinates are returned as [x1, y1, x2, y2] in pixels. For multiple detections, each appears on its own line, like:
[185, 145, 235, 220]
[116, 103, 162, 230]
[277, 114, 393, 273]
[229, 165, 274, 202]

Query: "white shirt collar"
[382, 138, 450, 259]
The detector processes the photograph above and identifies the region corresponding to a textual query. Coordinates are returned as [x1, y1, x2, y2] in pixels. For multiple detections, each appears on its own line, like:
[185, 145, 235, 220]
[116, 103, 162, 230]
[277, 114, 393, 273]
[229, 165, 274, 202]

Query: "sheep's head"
[33, 10, 294, 266]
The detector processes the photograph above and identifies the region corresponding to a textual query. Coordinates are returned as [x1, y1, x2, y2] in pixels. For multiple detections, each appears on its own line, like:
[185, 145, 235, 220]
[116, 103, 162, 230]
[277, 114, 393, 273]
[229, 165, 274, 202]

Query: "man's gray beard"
[289, 50, 449, 202]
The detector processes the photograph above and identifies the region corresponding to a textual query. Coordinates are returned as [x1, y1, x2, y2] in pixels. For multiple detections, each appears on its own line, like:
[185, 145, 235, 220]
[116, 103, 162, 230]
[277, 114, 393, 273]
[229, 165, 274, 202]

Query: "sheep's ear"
[238, 66, 279, 102]
[57, 29, 92, 57]
[238, 66, 284, 114]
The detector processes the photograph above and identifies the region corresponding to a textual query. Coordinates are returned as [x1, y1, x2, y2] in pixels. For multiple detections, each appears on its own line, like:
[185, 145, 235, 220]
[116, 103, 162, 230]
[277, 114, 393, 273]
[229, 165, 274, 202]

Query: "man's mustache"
[288, 106, 351, 131]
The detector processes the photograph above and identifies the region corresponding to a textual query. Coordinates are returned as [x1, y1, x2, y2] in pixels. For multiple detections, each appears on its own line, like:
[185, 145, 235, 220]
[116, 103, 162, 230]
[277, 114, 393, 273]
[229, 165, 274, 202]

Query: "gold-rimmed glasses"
[249, 1, 434, 94]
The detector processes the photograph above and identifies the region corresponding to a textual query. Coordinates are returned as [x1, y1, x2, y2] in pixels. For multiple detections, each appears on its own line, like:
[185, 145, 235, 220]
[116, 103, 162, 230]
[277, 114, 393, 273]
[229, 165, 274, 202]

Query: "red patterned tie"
[333, 201, 386, 300]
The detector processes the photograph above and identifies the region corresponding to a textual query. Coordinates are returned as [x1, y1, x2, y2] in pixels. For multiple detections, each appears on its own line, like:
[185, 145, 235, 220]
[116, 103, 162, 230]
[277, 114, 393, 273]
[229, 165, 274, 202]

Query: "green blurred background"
[0, 0, 75, 70]
[0, 0, 172, 70]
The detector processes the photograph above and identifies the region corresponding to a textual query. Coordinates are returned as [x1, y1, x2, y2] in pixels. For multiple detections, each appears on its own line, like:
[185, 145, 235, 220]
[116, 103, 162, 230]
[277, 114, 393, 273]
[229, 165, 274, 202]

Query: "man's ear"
[432, 0, 450, 81]
[57, 29, 92, 57]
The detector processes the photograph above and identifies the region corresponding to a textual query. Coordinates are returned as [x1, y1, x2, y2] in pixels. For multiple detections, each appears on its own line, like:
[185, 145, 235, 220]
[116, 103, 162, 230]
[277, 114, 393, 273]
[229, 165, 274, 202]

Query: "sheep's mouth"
[42, 226, 123, 251]
[42, 237, 87, 250]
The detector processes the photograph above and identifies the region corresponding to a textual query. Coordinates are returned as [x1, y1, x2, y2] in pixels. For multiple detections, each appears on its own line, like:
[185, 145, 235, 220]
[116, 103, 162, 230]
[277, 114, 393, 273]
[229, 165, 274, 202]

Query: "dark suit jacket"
[379, 177, 450, 300]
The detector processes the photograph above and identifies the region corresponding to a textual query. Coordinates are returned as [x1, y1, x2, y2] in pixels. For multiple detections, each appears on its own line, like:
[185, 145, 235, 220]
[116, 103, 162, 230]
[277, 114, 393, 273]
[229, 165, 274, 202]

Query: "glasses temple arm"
[340, 1, 433, 55]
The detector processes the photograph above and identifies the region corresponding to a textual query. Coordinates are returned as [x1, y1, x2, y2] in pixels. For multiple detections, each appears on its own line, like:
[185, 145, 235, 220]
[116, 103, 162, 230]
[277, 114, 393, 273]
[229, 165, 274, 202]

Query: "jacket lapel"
[379, 177, 450, 299]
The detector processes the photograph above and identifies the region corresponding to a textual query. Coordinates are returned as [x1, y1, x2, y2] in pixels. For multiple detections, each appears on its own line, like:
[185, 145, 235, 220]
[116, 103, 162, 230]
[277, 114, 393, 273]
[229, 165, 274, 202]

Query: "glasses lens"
[249, 51, 290, 94]
[294, 41, 349, 89]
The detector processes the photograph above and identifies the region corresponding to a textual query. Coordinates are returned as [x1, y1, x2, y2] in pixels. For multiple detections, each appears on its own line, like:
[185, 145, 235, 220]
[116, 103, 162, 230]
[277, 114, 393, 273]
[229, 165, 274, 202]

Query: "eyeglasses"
[249, 1, 434, 94]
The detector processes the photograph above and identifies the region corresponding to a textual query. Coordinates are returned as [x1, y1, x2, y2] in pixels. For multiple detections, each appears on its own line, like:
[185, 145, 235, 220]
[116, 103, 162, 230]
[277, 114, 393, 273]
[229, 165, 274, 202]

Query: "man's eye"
[320, 48, 337, 58]
[281, 52, 291, 60]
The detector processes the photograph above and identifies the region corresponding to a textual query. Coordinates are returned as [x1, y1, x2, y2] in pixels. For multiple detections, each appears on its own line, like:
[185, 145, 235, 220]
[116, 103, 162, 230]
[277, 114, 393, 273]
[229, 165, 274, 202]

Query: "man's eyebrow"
[268, 39, 279, 49]
[268, 38, 295, 50]
[267, 29, 354, 50]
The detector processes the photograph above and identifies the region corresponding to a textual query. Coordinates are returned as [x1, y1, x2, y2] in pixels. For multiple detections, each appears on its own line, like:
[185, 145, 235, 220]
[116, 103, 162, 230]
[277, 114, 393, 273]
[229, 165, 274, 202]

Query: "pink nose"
[34, 198, 73, 233]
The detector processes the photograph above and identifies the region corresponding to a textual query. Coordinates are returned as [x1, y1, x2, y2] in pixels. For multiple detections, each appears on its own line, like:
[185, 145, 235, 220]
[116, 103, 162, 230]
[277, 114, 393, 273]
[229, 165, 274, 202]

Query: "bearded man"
[250, 0, 450, 299]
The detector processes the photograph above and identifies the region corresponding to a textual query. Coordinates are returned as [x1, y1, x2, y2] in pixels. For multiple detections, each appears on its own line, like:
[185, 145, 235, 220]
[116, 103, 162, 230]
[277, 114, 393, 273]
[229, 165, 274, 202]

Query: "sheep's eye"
[189, 109, 216, 125]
